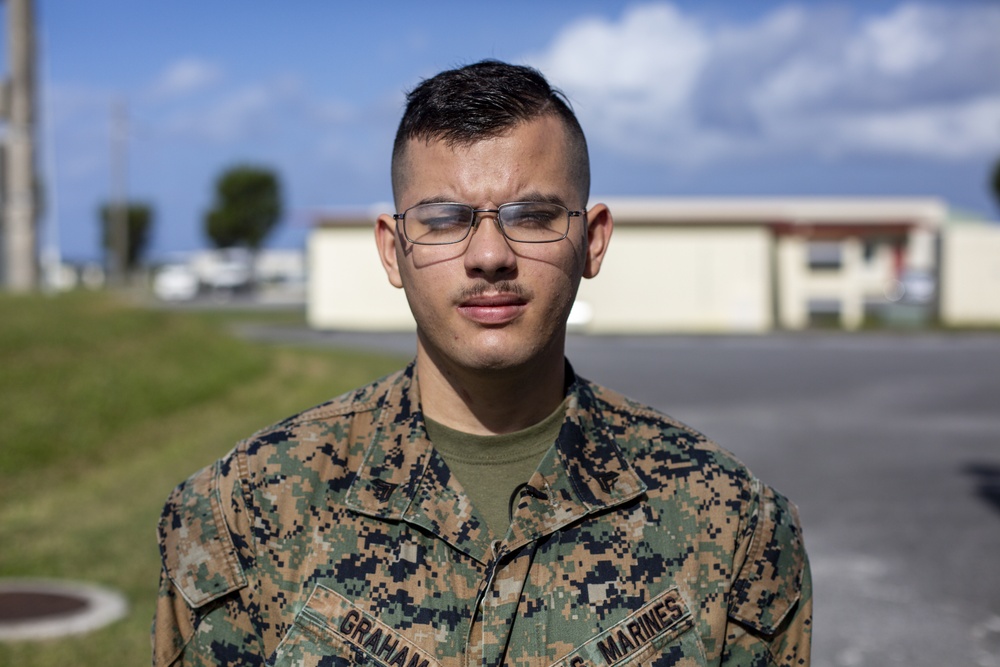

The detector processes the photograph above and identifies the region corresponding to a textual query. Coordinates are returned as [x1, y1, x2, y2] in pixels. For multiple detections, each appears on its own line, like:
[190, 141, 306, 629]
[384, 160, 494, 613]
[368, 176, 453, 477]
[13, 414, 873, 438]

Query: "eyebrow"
[411, 192, 569, 208]
[516, 191, 569, 208]
[412, 195, 461, 207]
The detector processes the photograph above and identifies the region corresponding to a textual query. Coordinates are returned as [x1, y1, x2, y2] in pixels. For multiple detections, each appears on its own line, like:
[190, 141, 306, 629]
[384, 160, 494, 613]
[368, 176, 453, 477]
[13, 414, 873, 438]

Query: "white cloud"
[527, 2, 1000, 165]
[155, 73, 373, 155]
[539, 4, 708, 114]
[149, 58, 223, 99]
[849, 4, 944, 77]
[159, 76, 300, 143]
[533, 3, 708, 146]
[831, 95, 1000, 160]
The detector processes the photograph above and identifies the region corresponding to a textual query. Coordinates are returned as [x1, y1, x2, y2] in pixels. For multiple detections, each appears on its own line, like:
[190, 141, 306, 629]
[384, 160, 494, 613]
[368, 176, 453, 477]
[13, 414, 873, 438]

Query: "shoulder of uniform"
[158, 368, 408, 608]
[230, 367, 407, 456]
[268, 367, 404, 431]
[583, 379, 702, 435]
[578, 378, 764, 526]
[583, 379, 747, 466]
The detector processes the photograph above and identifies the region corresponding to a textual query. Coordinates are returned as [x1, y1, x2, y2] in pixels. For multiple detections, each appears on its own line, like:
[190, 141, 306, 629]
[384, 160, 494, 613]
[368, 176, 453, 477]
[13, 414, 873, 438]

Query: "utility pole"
[1, 0, 40, 291]
[108, 99, 128, 285]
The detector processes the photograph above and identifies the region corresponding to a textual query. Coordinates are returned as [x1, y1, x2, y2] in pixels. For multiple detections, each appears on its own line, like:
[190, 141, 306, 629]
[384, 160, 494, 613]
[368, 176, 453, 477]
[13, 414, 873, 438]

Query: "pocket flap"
[728, 485, 805, 636]
[158, 461, 247, 608]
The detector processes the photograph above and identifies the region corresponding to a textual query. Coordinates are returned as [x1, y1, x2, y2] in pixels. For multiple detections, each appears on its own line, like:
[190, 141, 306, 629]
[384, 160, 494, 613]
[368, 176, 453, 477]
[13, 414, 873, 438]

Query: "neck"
[415, 337, 567, 436]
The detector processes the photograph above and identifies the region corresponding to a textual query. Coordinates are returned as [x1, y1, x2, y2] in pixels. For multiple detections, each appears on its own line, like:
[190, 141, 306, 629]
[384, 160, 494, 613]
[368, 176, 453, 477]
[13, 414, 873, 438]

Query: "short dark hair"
[391, 60, 590, 206]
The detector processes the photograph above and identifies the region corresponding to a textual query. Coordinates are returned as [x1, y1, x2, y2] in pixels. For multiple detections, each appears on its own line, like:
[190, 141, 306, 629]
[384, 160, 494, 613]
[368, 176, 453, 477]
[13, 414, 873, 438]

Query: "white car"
[153, 264, 199, 301]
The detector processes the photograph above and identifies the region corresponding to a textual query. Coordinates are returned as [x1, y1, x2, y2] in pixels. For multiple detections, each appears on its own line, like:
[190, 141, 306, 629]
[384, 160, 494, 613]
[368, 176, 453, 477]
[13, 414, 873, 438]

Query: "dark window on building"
[808, 241, 842, 270]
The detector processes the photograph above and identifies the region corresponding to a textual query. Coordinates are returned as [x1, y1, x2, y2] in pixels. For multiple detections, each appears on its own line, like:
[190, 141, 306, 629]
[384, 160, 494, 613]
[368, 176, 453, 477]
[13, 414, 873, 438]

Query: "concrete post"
[776, 236, 808, 330]
[2, 0, 39, 291]
[840, 237, 864, 330]
[108, 100, 128, 286]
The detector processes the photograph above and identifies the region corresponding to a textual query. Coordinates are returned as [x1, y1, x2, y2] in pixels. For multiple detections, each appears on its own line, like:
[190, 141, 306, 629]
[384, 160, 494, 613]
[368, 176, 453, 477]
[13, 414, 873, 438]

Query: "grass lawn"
[0, 291, 406, 666]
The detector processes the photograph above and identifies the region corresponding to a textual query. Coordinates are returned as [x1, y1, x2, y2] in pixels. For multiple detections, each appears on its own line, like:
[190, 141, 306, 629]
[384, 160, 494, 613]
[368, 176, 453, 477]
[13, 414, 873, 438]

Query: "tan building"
[939, 220, 1000, 327]
[308, 205, 412, 331]
[307, 197, 948, 333]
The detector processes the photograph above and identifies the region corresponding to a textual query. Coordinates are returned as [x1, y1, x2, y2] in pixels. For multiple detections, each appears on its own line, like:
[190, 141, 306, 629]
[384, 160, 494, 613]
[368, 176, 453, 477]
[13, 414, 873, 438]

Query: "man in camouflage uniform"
[154, 60, 811, 667]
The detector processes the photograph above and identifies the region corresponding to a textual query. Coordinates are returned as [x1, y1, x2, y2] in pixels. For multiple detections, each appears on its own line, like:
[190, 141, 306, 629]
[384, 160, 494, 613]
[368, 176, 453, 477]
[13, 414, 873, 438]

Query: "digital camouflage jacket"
[154, 363, 811, 667]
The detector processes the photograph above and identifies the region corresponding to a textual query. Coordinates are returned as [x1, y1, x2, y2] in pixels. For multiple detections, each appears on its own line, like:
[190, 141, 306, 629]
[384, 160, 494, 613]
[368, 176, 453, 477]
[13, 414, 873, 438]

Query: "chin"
[462, 346, 530, 372]
[419, 322, 562, 374]
[441, 335, 531, 373]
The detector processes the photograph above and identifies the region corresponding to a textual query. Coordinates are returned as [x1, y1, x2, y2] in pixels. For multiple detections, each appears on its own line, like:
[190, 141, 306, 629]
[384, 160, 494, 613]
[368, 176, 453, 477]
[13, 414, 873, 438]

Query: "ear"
[375, 213, 404, 288]
[582, 203, 613, 279]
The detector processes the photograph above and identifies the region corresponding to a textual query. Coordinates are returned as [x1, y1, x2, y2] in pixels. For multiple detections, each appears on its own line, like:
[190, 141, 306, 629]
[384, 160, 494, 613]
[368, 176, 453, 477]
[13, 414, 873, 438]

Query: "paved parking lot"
[240, 325, 1000, 666]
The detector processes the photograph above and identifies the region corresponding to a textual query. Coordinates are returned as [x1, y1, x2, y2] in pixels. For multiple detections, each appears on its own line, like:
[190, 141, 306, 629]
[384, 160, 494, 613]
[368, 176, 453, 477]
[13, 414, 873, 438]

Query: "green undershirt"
[425, 398, 568, 539]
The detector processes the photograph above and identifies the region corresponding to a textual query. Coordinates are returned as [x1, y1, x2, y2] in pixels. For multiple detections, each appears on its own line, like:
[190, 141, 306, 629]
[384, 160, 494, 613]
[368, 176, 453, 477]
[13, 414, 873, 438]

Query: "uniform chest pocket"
[551, 588, 707, 667]
[268, 584, 443, 667]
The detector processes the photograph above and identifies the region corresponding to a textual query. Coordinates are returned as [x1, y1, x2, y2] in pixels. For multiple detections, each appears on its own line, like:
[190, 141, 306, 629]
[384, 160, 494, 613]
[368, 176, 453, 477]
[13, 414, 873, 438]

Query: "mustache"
[457, 280, 529, 301]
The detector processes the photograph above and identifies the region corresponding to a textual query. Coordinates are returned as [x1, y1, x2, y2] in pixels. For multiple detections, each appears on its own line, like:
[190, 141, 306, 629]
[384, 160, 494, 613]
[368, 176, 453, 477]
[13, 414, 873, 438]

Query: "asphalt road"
[238, 325, 1000, 667]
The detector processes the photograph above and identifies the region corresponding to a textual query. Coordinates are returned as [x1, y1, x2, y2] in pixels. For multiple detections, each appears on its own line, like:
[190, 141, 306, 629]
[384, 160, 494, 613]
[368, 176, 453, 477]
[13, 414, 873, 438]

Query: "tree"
[204, 165, 282, 251]
[100, 201, 153, 274]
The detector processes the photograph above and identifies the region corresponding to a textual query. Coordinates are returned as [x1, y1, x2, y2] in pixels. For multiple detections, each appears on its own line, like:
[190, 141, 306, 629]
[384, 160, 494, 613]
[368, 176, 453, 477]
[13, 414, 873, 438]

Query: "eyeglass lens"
[403, 203, 570, 245]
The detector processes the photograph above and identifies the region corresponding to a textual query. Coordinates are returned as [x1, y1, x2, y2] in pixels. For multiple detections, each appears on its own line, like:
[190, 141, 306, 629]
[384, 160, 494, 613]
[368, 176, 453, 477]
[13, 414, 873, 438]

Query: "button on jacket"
[154, 363, 811, 667]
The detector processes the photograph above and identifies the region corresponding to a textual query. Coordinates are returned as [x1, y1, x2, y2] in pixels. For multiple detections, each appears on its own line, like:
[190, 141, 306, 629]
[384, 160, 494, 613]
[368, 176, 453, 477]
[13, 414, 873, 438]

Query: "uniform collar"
[343, 361, 647, 564]
[503, 366, 648, 554]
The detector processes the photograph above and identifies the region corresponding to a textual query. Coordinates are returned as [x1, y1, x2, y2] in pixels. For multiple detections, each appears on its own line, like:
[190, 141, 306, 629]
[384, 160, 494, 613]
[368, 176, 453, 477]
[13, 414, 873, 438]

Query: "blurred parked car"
[202, 258, 252, 292]
[153, 264, 199, 301]
[898, 269, 935, 305]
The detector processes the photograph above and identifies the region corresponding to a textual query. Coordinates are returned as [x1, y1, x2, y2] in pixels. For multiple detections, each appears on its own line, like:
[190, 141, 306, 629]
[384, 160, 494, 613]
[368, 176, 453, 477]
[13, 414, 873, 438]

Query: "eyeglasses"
[393, 201, 585, 245]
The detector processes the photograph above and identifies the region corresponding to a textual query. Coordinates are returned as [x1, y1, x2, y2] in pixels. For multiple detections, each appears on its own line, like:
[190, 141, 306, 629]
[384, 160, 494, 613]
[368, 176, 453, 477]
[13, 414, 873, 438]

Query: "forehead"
[396, 115, 577, 208]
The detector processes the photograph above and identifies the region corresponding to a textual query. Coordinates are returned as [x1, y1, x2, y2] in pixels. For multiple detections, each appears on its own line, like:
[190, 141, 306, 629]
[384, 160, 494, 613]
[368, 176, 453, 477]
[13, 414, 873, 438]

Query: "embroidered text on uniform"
[595, 594, 686, 666]
[339, 609, 430, 667]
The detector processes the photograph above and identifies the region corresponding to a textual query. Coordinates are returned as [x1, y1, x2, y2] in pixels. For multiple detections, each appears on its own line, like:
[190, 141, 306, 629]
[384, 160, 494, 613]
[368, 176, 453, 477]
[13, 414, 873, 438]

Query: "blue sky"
[13, 0, 1000, 262]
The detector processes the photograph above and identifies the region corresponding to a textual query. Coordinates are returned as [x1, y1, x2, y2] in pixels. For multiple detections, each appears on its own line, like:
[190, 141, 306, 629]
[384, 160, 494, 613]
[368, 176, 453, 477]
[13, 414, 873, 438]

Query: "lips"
[457, 293, 527, 325]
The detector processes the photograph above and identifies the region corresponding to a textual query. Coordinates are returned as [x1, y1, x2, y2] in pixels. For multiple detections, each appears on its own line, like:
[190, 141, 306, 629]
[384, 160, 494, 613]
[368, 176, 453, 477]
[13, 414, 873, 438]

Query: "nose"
[463, 210, 517, 279]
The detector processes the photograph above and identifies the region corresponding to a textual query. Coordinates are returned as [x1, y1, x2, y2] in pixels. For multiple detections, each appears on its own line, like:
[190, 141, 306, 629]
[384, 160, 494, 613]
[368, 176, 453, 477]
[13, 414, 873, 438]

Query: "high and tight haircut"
[391, 60, 590, 206]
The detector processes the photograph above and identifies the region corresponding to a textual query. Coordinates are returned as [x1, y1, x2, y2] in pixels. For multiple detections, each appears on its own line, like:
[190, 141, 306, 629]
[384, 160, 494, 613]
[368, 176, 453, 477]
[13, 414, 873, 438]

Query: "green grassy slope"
[0, 292, 404, 666]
